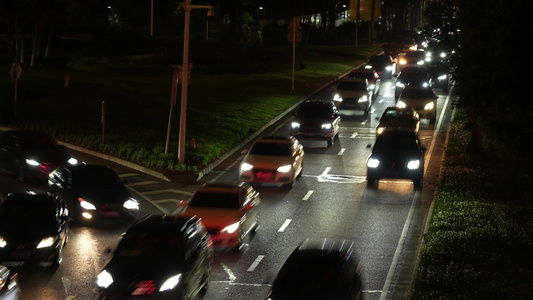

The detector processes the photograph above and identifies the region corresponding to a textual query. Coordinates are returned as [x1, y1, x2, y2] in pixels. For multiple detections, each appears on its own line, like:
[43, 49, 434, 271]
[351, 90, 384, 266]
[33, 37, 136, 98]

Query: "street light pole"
[178, 0, 213, 164]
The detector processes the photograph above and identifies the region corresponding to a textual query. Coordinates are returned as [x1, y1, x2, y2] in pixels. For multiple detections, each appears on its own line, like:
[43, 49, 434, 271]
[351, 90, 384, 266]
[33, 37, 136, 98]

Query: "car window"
[0, 200, 56, 224]
[337, 81, 367, 91]
[189, 191, 240, 209]
[297, 104, 332, 118]
[250, 142, 291, 156]
[73, 167, 121, 185]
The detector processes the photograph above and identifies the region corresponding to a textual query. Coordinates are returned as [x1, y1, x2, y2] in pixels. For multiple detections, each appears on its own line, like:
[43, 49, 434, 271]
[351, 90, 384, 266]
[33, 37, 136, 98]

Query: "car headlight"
[321, 123, 332, 130]
[424, 102, 434, 110]
[395, 82, 405, 88]
[440, 52, 447, 58]
[333, 94, 342, 101]
[358, 96, 368, 103]
[97, 270, 113, 288]
[291, 122, 300, 129]
[37, 237, 56, 249]
[399, 59, 407, 65]
[160, 274, 182, 292]
[407, 160, 421, 170]
[277, 165, 291, 173]
[396, 101, 407, 108]
[438, 75, 447, 80]
[25, 159, 40, 166]
[385, 66, 393, 71]
[221, 222, 240, 234]
[422, 82, 429, 87]
[123, 198, 139, 210]
[364, 64, 372, 69]
[0, 237, 6, 248]
[367, 158, 380, 168]
[79, 198, 96, 210]
[417, 60, 425, 65]
[68, 157, 78, 165]
[376, 127, 385, 135]
[240, 162, 253, 171]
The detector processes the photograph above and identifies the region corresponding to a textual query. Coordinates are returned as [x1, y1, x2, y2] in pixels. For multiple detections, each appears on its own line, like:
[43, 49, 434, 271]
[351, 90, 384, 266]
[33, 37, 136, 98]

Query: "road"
[0, 76, 454, 300]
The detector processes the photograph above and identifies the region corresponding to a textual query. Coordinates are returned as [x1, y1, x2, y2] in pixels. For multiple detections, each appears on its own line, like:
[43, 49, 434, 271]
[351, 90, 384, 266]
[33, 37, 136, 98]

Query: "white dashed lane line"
[278, 219, 292, 232]
[247, 255, 265, 272]
[302, 190, 314, 201]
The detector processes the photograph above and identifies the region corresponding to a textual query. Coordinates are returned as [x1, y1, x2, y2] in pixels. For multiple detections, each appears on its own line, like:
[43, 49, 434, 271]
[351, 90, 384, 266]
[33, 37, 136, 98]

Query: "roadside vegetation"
[0, 36, 380, 175]
[412, 109, 533, 299]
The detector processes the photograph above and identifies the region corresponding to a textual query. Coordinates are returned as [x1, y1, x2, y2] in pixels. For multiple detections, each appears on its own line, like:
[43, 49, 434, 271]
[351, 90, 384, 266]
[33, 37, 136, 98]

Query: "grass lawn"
[0, 39, 380, 173]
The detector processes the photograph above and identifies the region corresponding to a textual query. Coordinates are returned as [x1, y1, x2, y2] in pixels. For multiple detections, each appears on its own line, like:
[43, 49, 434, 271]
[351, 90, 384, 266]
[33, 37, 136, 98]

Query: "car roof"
[296, 238, 356, 256]
[376, 129, 418, 139]
[256, 135, 293, 144]
[3, 191, 57, 205]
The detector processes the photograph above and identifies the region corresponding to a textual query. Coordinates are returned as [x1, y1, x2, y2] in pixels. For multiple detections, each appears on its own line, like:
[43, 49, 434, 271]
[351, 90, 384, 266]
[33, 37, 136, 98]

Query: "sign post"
[9, 58, 22, 121]
[287, 17, 302, 94]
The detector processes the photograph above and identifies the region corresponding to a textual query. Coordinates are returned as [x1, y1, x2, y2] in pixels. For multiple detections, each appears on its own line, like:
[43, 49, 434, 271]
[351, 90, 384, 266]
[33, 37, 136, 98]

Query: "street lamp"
[178, 0, 214, 164]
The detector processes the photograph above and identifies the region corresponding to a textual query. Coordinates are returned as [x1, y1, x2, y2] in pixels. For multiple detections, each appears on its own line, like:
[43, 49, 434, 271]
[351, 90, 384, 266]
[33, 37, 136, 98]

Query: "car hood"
[103, 256, 185, 289]
[335, 90, 367, 98]
[399, 96, 434, 105]
[0, 221, 57, 242]
[180, 208, 242, 228]
[370, 149, 422, 161]
[378, 120, 416, 129]
[243, 155, 293, 168]
[72, 184, 131, 204]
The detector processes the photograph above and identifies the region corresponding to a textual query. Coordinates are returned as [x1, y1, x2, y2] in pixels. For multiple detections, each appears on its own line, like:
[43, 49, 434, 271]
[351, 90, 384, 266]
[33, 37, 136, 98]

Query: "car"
[364, 54, 395, 79]
[0, 192, 69, 266]
[333, 79, 372, 115]
[179, 181, 260, 250]
[366, 130, 426, 189]
[347, 69, 381, 98]
[394, 66, 432, 99]
[265, 238, 363, 300]
[0, 265, 22, 299]
[397, 86, 438, 124]
[425, 60, 450, 92]
[290, 100, 341, 146]
[48, 164, 139, 223]
[239, 136, 304, 188]
[0, 130, 79, 182]
[376, 106, 420, 136]
[96, 215, 212, 300]
[395, 50, 428, 74]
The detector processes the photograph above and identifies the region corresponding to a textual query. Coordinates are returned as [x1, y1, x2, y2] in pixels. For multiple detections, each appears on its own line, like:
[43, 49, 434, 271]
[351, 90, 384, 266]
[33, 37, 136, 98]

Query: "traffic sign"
[287, 30, 303, 44]
[9, 58, 22, 81]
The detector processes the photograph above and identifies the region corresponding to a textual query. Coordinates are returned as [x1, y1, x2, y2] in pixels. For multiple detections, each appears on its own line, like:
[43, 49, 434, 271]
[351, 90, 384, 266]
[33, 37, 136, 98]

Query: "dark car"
[265, 238, 363, 300]
[425, 60, 450, 92]
[290, 100, 341, 146]
[0, 265, 22, 299]
[48, 164, 139, 223]
[366, 130, 426, 189]
[376, 106, 420, 136]
[0, 130, 79, 182]
[397, 86, 438, 124]
[364, 54, 395, 79]
[394, 66, 432, 99]
[96, 215, 213, 300]
[0, 192, 69, 266]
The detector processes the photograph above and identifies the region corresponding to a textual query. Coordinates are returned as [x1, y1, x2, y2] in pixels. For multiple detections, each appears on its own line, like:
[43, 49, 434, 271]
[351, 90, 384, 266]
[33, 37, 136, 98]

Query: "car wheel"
[413, 178, 423, 189]
[284, 179, 295, 189]
[327, 137, 334, 146]
[200, 267, 210, 295]
[367, 177, 376, 188]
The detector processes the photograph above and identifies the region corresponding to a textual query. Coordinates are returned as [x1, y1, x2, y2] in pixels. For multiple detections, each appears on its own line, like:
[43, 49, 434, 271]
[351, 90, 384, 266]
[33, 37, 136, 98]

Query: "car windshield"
[250, 142, 291, 156]
[297, 104, 331, 118]
[73, 167, 121, 185]
[400, 67, 427, 77]
[337, 81, 367, 91]
[349, 72, 374, 80]
[374, 133, 419, 152]
[115, 231, 185, 258]
[17, 134, 60, 150]
[0, 201, 56, 224]
[275, 254, 350, 296]
[189, 191, 239, 209]
[369, 56, 390, 64]
[401, 88, 434, 99]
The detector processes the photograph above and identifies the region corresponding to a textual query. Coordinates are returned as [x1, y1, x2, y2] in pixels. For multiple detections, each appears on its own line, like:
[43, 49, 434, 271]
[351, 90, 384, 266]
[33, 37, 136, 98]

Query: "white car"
[333, 78, 372, 115]
[180, 181, 261, 250]
[240, 136, 304, 188]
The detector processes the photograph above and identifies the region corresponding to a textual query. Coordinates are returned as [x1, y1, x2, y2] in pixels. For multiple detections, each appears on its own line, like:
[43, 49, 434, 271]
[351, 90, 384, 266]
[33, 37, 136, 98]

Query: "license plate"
[11, 250, 30, 260]
[256, 172, 274, 180]
[101, 211, 121, 217]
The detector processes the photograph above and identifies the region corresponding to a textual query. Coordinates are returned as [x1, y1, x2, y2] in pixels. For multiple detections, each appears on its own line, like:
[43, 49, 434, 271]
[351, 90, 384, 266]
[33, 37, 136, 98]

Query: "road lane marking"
[302, 190, 314, 201]
[278, 219, 292, 232]
[221, 263, 237, 282]
[143, 189, 193, 196]
[321, 167, 331, 176]
[247, 255, 265, 272]
[210, 154, 244, 182]
[337, 148, 346, 155]
[351, 132, 358, 138]
[127, 180, 159, 187]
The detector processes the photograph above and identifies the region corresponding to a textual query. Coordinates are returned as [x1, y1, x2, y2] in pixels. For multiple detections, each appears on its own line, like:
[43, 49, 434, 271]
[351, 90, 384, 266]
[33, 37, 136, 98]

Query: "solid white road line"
[278, 219, 292, 232]
[247, 255, 265, 272]
[302, 190, 314, 201]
